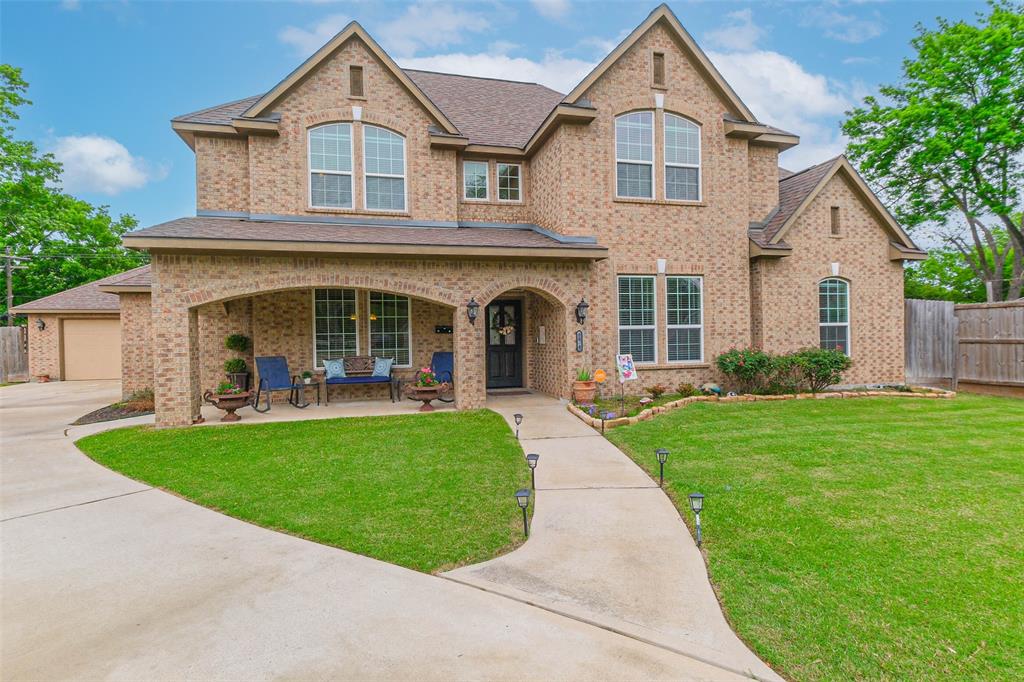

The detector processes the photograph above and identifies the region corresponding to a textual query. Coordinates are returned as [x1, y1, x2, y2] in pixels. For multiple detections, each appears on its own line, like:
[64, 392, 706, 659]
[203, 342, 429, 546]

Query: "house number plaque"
[575, 330, 584, 352]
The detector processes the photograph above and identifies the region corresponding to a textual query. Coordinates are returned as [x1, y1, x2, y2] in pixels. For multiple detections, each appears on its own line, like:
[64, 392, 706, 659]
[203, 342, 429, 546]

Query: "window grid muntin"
[363, 125, 406, 211]
[819, 278, 850, 355]
[615, 111, 654, 199]
[497, 163, 521, 201]
[664, 113, 700, 201]
[666, 276, 703, 362]
[369, 292, 412, 367]
[313, 288, 358, 367]
[463, 160, 489, 200]
[309, 123, 353, 209]
[618, 275, 656, 363]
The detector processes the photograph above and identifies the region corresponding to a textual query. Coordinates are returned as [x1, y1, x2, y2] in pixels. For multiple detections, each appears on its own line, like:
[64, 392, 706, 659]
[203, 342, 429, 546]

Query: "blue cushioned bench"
[324, 355, 396, 404]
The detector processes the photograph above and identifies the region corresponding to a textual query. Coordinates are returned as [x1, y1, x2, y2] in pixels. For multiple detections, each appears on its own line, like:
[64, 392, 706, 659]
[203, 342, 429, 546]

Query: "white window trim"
[496, 162, 522, 202]
[311, 288, 359, 368]
[463, 160, 490, 201]
[666, 275, 704, 364]
[308, 123, 354, 210]
[663, 113, 701, 203]
[616, 275, 658, 365]
[362, 125, 408, 213]
[369, 291, 413, 368]
[615, 111, 655, 200]
[819, 278, 851, 357]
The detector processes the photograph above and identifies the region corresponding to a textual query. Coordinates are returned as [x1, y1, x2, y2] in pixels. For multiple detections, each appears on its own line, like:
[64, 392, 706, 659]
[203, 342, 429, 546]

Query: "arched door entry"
[486, 299, 522, 388]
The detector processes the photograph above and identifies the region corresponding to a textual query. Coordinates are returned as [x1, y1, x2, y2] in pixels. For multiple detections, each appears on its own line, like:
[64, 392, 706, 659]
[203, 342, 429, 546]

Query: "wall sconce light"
[35, 318, 46, 331]
[466, 298, 480, 325]
[575, 297, 589, 325]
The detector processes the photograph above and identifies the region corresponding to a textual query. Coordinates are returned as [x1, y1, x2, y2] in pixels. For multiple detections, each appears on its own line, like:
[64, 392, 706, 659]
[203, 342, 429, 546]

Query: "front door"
[486, 299, 523, 389]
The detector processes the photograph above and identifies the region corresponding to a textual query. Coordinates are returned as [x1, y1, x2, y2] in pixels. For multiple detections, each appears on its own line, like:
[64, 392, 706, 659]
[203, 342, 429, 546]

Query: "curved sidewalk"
[449, 394, 781, 681]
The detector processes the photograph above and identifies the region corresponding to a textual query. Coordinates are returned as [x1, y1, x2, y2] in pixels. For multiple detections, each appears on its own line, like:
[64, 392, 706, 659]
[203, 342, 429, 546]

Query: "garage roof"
[11, 265, 151, 314]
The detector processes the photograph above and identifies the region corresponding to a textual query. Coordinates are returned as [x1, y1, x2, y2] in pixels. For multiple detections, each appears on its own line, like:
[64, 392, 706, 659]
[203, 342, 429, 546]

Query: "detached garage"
[61, 318, 122, 380]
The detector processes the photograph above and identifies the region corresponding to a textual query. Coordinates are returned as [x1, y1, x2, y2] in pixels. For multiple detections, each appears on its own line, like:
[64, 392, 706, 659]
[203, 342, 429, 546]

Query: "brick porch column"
[453, 309, 485, 410]
[153, 305, 200, 427]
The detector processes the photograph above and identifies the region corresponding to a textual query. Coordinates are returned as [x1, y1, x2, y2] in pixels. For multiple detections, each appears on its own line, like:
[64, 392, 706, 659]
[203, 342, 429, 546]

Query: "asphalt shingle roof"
[750, 157, 838, 247]
[11, 265, 152, 313]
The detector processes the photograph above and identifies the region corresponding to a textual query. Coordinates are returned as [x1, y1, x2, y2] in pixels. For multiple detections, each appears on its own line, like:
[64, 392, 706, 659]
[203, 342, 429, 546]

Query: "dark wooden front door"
[486, 299, 523, 388]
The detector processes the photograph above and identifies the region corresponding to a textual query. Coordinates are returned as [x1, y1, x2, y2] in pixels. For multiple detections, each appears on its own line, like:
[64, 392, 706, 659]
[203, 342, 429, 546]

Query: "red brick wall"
[26, 315, 60, 380]
[120, 293, 153, 397]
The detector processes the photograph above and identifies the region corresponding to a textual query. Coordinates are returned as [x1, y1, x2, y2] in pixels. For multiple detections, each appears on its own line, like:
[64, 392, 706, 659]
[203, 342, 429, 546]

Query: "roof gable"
[10, 265, 151, 313]
[564, 4, 756, 122]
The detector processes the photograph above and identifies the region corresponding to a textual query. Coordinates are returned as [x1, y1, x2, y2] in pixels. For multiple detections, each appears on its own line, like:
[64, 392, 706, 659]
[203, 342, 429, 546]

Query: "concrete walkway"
[1, 381, 758, 680]
[450, 394, 781, 681]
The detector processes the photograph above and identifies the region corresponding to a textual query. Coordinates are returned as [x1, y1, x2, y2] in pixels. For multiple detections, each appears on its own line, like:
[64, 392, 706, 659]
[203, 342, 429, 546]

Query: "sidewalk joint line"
[1, 488, 153, 522]
[536, 485, 660, 491]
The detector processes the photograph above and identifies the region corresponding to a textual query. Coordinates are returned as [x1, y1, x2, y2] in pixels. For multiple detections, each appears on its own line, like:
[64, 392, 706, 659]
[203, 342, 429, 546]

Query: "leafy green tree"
[904, 232, 1015, 302]
[0, 64, 146, 323]
[842, 1, 1024, 301]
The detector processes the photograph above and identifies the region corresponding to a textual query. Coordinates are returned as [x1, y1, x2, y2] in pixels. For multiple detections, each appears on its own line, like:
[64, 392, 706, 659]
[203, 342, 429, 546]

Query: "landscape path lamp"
[515, 488, 531, 537]
[655, 448, 669, 487]
[466, 298, 480, 325]
[526, 453, 539, 489]
[513, 413, 523, 439]
[688, 493, 705, 547]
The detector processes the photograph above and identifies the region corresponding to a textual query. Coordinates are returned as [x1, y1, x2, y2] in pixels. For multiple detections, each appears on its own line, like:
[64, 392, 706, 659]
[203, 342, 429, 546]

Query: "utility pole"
[4, 246, 12, 326]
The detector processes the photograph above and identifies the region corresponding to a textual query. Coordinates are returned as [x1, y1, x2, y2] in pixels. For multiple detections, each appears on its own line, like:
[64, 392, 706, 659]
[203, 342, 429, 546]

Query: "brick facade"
[120, 292, 154, 397]
[26, 315, 60, 379]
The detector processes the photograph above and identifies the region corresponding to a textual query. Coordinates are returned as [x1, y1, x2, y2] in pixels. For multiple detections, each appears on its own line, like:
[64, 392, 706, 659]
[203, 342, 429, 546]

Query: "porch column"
[153, 305, 200, 427]
[453, 310, 485, 410]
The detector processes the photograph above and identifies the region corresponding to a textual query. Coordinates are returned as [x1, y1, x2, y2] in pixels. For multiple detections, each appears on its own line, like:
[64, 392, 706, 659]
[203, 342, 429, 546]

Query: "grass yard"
[77, 410, 530, 573]
[607, 394, 1024, 681]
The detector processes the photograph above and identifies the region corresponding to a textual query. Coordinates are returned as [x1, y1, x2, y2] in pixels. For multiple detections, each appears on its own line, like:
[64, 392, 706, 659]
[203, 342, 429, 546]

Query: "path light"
[515, 488, 531, 537]
[513, 413, 523, 439]
[575, 297, 590, 325]
[689, 493, 705, 547]
[656, 448, 669, 487]
[526, 453, 539, 489]
[466, 298, 480, 325]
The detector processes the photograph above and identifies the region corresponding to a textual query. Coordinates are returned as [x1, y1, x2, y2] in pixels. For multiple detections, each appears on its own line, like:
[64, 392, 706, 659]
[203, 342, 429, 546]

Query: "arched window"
[664, 113, 700, 201]
[615, 111, 653, 198]
[308, 123, 353, 209]
[819, 278, 849, 355]
[363, 125, 406, 211]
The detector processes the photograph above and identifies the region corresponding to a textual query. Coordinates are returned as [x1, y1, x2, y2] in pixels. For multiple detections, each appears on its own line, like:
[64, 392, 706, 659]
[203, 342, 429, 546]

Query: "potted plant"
[224, 358, 249, 391]
[302, 370, 313, 384]
[404, 366, 450, 412]
[203, 381, 252, 422]
[572, 368, 597, 403]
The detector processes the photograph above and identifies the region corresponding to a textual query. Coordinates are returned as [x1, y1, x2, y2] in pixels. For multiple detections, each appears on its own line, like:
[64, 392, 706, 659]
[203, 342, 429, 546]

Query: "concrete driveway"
[1, 381, 754, 681]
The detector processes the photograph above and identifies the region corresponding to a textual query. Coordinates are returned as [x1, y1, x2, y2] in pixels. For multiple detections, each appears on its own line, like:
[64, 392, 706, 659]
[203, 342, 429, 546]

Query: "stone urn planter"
[405, 382, 451, 412]
[203, 390, 253, 422]
[572, 380, 597, 403]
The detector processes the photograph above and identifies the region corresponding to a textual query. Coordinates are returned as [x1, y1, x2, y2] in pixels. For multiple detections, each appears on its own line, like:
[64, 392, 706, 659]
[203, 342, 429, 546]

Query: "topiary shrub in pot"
[224, 357, 249, 391]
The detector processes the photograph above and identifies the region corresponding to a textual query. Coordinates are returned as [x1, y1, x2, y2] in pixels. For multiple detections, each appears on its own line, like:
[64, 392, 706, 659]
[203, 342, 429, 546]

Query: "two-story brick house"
[16, 4, 925, 427]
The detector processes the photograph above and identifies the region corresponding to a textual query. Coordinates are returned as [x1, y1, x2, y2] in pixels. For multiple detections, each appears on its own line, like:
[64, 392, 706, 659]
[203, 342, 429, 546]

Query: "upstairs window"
[615, 111, 653, 198]
[819, 278, 850, 355]
[363, 126, 406, 211]
[309, 123, 353, 209]
[349, 65, 364, 98]
[666, 276, 702, 362]
[497, 163, 521, 201]
[664, 114, 700, 201]
[618, 275, 656, 363]
[463, 160, 489, 200]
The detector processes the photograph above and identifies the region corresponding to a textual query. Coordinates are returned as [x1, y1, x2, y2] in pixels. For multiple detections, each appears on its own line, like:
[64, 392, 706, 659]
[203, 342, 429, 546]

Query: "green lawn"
[607, 394, 1024, 681]
[77, 410, 530, 573]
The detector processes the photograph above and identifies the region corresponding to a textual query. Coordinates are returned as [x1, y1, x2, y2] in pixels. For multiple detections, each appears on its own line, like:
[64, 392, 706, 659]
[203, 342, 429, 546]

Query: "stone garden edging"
[567, 387, 957, 431]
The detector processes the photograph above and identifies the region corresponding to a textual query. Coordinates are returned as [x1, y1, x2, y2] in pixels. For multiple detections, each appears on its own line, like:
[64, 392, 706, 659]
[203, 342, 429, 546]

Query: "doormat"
[487, 390, 532, 396]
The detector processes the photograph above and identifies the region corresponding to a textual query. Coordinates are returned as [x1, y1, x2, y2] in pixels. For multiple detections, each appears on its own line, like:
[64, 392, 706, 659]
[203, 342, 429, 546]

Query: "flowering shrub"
[715, 347, 774, 393]
[215, 381, 244, 395]
[645, 383, 669, 399]
[415, 367, 438, 387]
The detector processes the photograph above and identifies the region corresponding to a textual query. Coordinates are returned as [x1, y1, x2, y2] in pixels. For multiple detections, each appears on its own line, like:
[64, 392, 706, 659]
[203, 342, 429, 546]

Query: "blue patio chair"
[431, 351, 455, 403]
[253, 356, 309, 412]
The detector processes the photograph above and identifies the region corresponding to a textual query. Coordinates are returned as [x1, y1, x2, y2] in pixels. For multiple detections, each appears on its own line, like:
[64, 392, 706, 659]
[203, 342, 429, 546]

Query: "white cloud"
[531, 0, 571, 21]
[60, 0, 81, 10]
[842, 56, 879, 65]
[376, 3, 491, 57]
[399, 50, 594, 93]
[800, 7, 884, 44]
[279, 14, 350, 56]
[704, 9, 765, 51]
[51, 135, 166, 195]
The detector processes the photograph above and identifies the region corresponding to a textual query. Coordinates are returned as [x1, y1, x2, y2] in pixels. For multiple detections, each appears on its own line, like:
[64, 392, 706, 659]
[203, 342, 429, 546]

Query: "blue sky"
[3, 0, 986, 229]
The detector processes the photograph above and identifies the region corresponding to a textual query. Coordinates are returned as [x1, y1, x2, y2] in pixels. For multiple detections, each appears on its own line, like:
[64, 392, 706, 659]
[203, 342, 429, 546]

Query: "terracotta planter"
[572, 380, 597, 403]
[405, 382, 450, 412]
[203, 390, 252, 422]
[35, 374, 51, 383]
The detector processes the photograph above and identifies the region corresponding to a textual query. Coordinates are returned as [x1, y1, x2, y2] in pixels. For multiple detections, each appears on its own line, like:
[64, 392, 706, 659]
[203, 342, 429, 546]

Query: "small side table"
[298, 380, 321, 407]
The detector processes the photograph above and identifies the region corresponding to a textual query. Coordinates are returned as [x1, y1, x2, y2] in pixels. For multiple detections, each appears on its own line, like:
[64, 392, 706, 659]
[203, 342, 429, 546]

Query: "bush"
[223, 358, 247, 374]
[646, 383, 669, 399]
[760, 354, 803, 395]
[224, 334, 251, 353]
[576, 368, 592, 381]
[791, 347, 851, 393]
[676, 382, 701, 397]
[715, 347, 773, 393]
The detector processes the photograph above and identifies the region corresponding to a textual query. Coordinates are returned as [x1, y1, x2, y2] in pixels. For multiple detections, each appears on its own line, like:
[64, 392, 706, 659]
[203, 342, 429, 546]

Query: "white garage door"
[62, 318, 121, 380]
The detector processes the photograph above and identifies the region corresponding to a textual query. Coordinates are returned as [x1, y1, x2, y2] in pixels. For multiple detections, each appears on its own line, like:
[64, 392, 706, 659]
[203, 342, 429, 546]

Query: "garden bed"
[73, 390, 155, 425]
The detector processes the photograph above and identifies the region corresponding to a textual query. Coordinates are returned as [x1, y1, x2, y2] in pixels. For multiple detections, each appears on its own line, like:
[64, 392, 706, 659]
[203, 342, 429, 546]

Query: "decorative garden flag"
[615, 354, 637, 383]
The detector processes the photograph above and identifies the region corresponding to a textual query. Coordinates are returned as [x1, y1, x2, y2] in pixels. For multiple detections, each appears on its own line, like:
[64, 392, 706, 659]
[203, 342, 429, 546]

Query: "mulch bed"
[73, 403, 154, 425]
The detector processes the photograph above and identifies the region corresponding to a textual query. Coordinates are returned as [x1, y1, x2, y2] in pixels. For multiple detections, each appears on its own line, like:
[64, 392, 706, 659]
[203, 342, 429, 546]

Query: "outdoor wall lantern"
[656, 448, 669, 487]
[526, 453, 539, 489]
[515, 488, 531, 537]
[35, 318, 46, 331]
[513, 413, 523, 439]
[688, 493, 705, 547]
[575, 297, 590, 325]
[466, 298, 480, 325]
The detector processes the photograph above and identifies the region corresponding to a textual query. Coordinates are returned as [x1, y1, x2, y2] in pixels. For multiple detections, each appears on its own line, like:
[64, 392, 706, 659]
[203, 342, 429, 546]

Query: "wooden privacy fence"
[905, 298, 1024, 392]
[0, 326, 29, 383]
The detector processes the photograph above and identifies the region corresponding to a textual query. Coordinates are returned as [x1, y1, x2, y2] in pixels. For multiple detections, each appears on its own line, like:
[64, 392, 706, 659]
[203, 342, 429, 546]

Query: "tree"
[0, 65, 145, 322]
[904, 235, 1015, 302]
[842, 1, 1024, 301]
